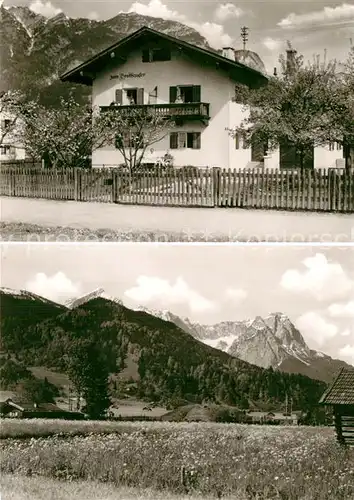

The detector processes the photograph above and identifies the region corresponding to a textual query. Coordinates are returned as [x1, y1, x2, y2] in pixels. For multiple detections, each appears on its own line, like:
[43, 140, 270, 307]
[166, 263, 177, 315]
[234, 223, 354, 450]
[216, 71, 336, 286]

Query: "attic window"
[142, 47, 171, 62]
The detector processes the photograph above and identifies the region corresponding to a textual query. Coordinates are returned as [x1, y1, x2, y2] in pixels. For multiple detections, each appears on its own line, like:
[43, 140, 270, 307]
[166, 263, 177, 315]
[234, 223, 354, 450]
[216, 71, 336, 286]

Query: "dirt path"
[1, 197, 353, 242]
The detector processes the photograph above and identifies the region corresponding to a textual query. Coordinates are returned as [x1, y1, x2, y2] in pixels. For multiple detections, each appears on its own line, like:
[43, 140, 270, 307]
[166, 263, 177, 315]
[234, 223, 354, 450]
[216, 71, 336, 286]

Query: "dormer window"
[142, 47, 171, 62]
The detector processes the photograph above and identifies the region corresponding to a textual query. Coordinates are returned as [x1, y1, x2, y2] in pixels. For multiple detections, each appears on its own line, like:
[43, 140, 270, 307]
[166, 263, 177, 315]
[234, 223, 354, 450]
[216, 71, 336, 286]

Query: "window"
[170, 132, 201, 149]
[169, 85, 201, 104]
[2, 119, 11, 130]
[0, 145, 11, 155]
[115, 131, 144, 149]
[328, 142, 342, 151]
[125, 88, 144, 105]
[126, 88, 138, 105]
[114, 88, 144, 105]
[142, 47, 171, 62]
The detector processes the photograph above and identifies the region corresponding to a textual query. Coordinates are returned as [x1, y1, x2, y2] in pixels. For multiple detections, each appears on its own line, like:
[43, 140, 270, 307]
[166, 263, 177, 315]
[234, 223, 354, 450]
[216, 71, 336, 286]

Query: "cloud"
[87, 11, 99, 21]
[224, 287, 248, 303]
[340, 329, 352, 337]
[124, 275, 216, 313]
[214, 3, 244, 22]
[29, 1, 62, 18]
[262, 37, 282, 52]
[338, 344, 354, 364]
[280, 253, 353, 301]
[328, 300, 354, 318]
[26, 272, 81, 304]
[128, 0, 233, 48]
[295, 311, 338, 346]
[278, 3, 354, 29]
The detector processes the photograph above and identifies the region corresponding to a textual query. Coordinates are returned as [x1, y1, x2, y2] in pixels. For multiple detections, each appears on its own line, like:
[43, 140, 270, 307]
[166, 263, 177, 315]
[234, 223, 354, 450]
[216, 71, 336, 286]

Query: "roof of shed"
[319, 367, 354, 405]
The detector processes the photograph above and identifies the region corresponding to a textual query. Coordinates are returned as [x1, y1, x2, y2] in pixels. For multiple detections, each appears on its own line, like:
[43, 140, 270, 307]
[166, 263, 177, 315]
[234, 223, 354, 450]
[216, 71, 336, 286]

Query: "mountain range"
[135, 307, 352, 383]
[67, 290, 350, 384]
[0, 286, 327, 412]
[0, 5, 213, 105]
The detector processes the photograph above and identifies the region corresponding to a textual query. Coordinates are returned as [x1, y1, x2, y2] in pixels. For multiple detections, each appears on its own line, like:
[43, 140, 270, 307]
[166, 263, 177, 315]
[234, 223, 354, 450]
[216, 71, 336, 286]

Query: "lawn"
[1, 419, 353, 499]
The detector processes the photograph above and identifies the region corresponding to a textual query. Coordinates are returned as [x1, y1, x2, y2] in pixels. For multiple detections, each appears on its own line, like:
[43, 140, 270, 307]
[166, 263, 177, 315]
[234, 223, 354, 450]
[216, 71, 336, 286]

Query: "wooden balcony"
[100, 102, 210, 125]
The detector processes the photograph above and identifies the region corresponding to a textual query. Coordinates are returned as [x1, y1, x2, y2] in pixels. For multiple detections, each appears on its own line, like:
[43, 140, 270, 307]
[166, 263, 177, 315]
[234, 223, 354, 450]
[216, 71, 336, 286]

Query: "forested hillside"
[1, 294, 326, 411]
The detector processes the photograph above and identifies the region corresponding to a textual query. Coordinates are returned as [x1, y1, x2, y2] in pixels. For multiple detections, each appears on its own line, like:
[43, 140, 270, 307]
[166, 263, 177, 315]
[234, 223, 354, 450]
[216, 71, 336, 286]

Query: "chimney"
[222, 47, 235, 60]
[286, 49, 297, 76]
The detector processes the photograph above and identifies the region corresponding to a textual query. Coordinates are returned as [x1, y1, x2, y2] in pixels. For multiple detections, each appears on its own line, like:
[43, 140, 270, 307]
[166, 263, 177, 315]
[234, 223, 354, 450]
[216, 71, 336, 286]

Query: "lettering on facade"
[110, 72, 146, 80]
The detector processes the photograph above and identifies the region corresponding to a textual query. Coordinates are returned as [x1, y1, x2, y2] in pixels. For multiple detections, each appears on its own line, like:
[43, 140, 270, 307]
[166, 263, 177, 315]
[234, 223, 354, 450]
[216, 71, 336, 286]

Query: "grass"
[0, 222, 236, 242]
[1, 419, 354, 499]
[0, 474, 217, 500]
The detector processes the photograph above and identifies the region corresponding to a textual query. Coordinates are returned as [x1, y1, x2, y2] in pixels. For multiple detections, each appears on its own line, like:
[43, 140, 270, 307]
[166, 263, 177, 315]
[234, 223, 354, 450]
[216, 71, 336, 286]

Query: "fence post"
[213, 167, 221, 207]
[74, 168, 81, 201]
[112, 170, 118, 204]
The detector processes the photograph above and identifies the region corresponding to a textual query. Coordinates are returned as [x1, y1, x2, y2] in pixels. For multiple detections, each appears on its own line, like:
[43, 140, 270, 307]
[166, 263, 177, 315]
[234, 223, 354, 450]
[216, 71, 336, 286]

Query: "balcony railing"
[100, 102, 210, 123]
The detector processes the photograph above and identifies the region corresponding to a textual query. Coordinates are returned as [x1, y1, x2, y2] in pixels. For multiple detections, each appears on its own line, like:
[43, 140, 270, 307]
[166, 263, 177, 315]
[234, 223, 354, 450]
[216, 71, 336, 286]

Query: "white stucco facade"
[264, 144, 344, 170]
[88, 38, 344, 171]
[91, 48, 252, 169]
[0, 112, 26, 161]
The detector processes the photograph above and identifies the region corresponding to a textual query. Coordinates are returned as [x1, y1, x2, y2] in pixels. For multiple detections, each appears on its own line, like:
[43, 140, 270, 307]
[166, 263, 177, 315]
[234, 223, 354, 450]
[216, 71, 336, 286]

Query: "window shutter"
[142, 49, 150, 62]
[115, 89, 123, 105]
[137, 88, 144, 105]
[178, 132, 187, 149]
[169, 86, 177, 103]
[192, 85, 201, 103]
[235, 133, 240, 150]
[193, 132, 201, 149]
[170, 132, 178, 149]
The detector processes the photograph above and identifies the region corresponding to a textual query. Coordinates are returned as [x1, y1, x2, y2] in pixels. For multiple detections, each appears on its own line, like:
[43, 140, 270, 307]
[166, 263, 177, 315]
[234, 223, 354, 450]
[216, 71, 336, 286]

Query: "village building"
[319, 367, 354, 446]
[60, 26, 267, 170]
[0, 107, 27, 161]
[61, 26, 345, 171]
[246, 410, 299, 425]
[0, 398, 85, 420]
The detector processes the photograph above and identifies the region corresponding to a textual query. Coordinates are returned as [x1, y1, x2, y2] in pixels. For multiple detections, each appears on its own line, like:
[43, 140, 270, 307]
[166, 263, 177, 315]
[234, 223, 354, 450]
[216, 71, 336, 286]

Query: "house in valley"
[60, 26, 267, 169]
[0, 398, 85, 420]
[246, 410, 299, 425]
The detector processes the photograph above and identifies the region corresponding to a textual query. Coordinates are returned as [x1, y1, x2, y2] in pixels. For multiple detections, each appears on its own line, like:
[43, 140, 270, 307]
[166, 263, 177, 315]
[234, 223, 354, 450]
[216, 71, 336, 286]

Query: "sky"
[0, 243, 353, 364]
[2, 0, 354, 71]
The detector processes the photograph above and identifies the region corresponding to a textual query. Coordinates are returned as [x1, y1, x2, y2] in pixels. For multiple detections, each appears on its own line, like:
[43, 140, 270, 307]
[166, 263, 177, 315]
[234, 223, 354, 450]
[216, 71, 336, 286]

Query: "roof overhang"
[60, 26, 268, 88]
[319, 367, 354, 405]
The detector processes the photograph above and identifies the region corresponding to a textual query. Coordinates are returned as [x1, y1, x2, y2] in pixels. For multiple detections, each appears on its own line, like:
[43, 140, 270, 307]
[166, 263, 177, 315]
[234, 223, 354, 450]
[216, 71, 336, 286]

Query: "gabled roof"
[4, 399, 65, 412]
[60, 26, 268, 88]
[319, 367, 354, 405]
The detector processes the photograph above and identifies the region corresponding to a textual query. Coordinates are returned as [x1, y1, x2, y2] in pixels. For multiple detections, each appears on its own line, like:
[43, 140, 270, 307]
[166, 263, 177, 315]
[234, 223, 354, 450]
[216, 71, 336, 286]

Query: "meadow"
[1, 420, 353, 500]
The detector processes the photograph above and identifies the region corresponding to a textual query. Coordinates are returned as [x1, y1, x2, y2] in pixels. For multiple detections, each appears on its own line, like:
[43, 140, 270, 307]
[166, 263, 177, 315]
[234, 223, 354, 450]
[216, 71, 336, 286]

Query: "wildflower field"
[1, 420, 353, 500]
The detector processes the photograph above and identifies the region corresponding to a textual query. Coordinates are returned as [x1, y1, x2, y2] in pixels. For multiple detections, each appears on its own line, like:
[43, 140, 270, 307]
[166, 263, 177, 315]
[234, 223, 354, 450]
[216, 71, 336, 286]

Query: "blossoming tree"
[18, 97, 174, 169]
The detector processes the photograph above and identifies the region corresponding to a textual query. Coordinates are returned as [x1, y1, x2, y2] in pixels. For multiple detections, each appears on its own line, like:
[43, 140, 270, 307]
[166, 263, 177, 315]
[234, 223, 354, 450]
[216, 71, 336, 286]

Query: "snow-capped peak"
[0, 286, 23, 296]
[0, 287, 59, 304]
[65, 289, 124, 309]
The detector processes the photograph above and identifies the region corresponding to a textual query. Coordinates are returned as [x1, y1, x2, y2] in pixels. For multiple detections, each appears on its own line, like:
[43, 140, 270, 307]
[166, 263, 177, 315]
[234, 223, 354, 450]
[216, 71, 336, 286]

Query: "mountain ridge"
[0, 6, 213, 105]
[52, 288, 352, 382]
[0, 287, 326, 412]
[126, 305, 352, 383]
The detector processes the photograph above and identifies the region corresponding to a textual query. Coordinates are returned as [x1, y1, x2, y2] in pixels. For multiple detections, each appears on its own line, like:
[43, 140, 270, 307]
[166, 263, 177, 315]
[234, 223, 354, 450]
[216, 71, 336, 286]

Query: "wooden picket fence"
[1, 165, 353, 212]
